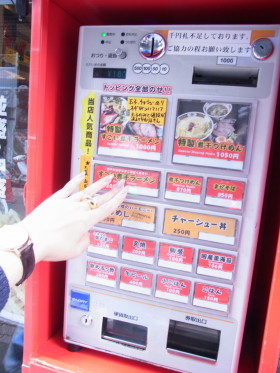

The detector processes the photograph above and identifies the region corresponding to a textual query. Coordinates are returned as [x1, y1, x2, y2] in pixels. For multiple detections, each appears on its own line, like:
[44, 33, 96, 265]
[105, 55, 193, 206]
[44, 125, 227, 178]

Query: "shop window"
[0, 3, 31, 371]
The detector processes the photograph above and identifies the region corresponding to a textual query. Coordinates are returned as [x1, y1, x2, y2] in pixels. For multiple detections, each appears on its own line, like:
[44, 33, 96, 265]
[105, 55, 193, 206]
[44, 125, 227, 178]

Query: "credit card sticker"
[70, 290, 90, 312]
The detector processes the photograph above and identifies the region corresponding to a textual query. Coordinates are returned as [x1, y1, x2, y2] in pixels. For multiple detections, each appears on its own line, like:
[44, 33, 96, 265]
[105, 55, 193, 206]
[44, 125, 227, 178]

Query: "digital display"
[93, 68, 126, 79]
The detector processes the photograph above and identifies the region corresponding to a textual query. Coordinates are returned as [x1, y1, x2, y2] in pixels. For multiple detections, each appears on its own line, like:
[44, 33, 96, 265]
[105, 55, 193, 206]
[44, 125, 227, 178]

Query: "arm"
[0, 172, 127, 289]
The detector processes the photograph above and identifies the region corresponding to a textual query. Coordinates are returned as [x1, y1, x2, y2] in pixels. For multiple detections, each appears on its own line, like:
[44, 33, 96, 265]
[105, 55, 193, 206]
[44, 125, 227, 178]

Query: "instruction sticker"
[163, 209, 237, 245]
[193, 283, 231, 312]
[88, 230, 119, 257]
[155, 275, 191, 304]
[127, 97, 167, 126]
[70, 290, 90, 312]
[167, 30, 252, 57]
[79, 155, 91, 190]
[205, 178, 245, 210]
[120, 267, 153, 295]
[172, 100, 252, 170]
[94, 164, 160, 197]
[102, 202, 156, 231]
[158, 243, 193, 272]
[98, 95, 167, 160]
[197, 250, 235, 280]
[165, 173, 203, 203]
[80, 91, 96, 156]
[86, 261, 117, 287]
[122, 236, 156, 264]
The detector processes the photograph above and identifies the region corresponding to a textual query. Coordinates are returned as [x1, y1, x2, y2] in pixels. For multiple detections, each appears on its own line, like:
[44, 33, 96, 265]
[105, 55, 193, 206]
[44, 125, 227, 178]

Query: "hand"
[19, 173, 128, 263]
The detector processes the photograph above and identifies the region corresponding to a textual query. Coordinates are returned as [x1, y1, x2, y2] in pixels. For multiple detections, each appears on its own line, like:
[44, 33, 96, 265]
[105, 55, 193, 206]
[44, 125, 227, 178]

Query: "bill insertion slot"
[101, 317, 147, 350]
[167, 320, 221, 362]
[192, 66, 259, 87]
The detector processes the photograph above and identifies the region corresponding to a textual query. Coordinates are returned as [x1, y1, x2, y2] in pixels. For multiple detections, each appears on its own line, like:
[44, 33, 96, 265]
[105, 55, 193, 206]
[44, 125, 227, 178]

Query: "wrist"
[0, 249, 23, 287]
[0, 223, 35, 286]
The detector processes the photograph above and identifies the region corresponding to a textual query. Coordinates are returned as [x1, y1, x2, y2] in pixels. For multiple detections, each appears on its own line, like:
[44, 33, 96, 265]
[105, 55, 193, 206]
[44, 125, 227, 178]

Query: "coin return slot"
[192, 66, 259, 87]
[101, 318, 147, 350]
[167, 320, 221, 362]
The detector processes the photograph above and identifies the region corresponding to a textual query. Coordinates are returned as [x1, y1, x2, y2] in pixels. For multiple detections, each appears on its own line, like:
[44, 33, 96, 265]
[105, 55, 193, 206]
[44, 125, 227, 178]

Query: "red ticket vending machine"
[63, 25, 280, 373]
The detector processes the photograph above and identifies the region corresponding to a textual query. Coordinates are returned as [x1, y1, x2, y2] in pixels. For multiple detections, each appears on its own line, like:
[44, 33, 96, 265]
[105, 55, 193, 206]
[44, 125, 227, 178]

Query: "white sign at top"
[167, 30, 252, 57]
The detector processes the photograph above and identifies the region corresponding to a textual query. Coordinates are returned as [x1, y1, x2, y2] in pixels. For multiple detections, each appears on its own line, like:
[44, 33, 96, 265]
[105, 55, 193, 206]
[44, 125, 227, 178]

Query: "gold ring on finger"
[80, 195, 99, 210]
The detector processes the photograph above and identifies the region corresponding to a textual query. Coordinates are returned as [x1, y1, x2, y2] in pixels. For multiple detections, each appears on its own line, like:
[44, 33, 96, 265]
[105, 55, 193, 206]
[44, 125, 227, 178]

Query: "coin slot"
[151, 37, 155, 57]
[167, 320, 221, 362]
[101, 317, 147, 350]
[192, 66, 259, 87]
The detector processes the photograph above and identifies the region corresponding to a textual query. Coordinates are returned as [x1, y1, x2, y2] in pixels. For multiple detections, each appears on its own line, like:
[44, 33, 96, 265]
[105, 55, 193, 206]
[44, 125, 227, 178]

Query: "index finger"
[49, 172, 86, 200]
[72, 174, 115, 201]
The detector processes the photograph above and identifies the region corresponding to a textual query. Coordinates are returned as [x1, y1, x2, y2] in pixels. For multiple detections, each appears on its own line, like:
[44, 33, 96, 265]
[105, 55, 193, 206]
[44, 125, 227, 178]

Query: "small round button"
[133, 63, 143, 74]
[81, 314, 93, 326]
[252, 38, 274, 60]
[142, 64, 151, 74]
[115, 48, 127, 59]
[160, 64, 170, 75]
[151, 63, 160, 74]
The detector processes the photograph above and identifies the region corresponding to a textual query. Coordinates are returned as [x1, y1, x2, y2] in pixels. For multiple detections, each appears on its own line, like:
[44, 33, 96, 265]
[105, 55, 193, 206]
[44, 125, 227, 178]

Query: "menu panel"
[98, 95, 167, 160]
[172, 100, 252, 170]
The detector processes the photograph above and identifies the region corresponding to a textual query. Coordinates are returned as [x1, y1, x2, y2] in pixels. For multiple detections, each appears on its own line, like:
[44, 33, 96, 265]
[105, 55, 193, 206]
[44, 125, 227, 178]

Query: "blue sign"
[70, 290, 90, 311]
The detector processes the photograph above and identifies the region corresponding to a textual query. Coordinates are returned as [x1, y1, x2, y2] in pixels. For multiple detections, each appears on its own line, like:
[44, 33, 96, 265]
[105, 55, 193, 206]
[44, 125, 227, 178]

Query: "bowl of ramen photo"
[203, 102, 232, 120]
[175, 112, 214, 140]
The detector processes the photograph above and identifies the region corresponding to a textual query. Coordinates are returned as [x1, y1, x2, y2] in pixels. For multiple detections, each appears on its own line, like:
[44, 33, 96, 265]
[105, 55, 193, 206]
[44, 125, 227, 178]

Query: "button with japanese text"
[86, 260, 117, 287]
[98, 96, 167, 161]
[93, 163, 160, 197]
[88, 230, 119, 257]
[165, 173, 203, 203]
[122, 236, 156, 264]
[163, 209, 237, 245]
[197, 249, 235, 280]
[155, 275, 191, 304]
[120, 267, 153, 295]
[102, 202, 156, 232]
[193, 283, 231, 312]
[205, 178, 245, 210]
[158, 242, 193, 272]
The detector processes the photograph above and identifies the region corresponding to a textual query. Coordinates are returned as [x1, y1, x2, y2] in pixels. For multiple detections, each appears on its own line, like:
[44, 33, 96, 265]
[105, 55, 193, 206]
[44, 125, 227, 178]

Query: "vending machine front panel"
[64, 25, 280, 373]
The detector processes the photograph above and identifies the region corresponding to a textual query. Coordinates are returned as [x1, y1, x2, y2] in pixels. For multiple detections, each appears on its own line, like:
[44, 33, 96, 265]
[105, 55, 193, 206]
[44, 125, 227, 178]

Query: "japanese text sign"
[163, 209, 237, 245]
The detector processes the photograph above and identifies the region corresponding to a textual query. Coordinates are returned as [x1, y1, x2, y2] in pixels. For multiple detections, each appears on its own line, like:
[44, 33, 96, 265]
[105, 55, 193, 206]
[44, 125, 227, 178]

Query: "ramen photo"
[176, 112, 213, 140]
